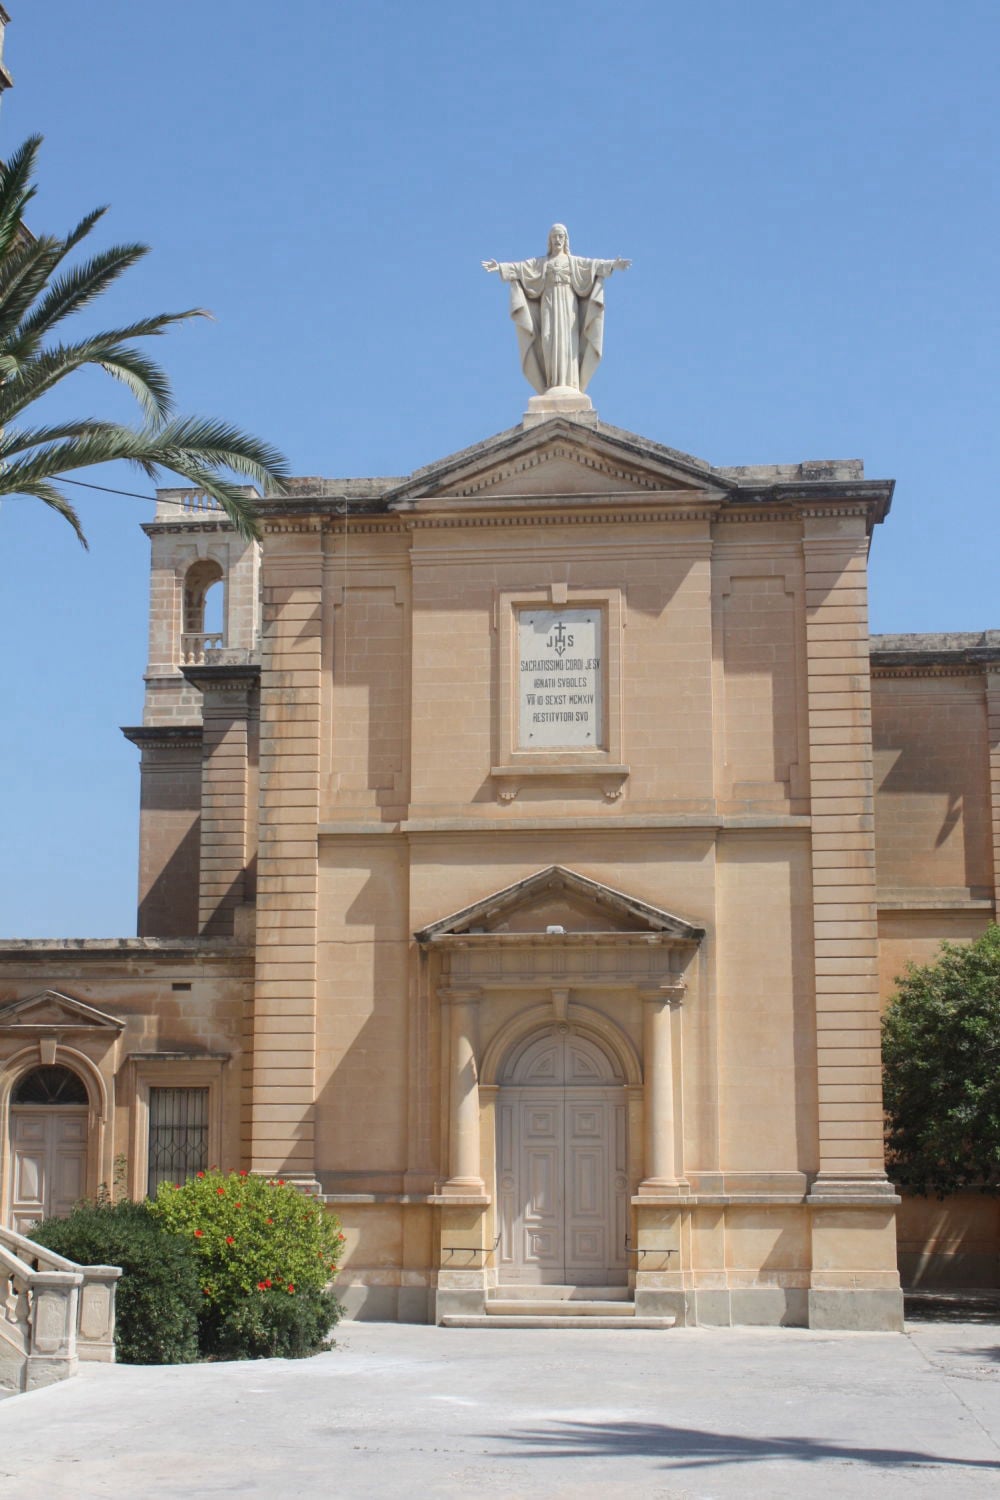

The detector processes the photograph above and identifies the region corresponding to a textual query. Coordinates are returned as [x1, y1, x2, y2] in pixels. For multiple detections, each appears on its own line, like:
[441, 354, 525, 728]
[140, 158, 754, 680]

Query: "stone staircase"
[441, 1285, 675, 1329]
[0, 1227, 120, 1397]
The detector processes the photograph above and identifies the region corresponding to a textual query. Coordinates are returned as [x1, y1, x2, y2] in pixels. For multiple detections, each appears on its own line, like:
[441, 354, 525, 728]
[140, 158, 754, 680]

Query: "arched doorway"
[9, 1065, 89, 1232]
[496, 1027, 628, 1286]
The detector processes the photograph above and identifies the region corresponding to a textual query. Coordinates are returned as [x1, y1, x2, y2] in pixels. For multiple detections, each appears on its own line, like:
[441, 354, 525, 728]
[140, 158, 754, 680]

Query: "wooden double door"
[496, 1028, 628, 1285]
[9, 1106, 89, 1233]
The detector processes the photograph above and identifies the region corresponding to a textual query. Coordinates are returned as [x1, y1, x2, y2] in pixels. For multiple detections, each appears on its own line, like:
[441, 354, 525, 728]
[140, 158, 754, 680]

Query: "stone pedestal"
[523, 386, 598, 427]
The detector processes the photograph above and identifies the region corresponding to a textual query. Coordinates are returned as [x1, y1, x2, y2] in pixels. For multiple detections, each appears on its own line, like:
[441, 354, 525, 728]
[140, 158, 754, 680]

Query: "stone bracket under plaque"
[491, 763, 629, 802]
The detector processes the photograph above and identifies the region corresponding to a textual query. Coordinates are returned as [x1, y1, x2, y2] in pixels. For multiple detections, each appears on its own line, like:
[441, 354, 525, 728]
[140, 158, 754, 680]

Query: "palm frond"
[15, 242, 152, 344]
[0, 135, 289, 548]
[0, 419, 119, 458]
[96, 346, 174, 421]
[9, 478, 88, 549]
[0, 137, 41, 260]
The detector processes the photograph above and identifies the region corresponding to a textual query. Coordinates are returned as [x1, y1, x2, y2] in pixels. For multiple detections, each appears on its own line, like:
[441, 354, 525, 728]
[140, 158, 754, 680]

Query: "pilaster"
[250, 522, 323, 1185]
[183, 665, 259, 938]
[802, 514, 888, 1193]
[987, 667, 1000, 908]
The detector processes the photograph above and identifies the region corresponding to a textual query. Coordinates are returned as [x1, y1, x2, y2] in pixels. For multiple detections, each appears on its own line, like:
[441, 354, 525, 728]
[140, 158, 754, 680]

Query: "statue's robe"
[498, 252, 616, 393]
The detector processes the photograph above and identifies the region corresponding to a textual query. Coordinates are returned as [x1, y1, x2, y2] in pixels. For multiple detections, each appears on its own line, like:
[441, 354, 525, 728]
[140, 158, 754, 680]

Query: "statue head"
[547, 223, 570, 256]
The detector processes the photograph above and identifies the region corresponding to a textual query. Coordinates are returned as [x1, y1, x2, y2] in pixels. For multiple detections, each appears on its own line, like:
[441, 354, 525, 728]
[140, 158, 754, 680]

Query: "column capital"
[639, 980, 686, 1008]
[438, 986, 482, 1006]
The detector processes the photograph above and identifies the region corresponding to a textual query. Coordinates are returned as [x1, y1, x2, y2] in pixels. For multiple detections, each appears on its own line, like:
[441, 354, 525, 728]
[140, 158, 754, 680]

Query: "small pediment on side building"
[415, 866, 705, 942]
[0, 990, 126, 1032]
[388, 421, 730, 509]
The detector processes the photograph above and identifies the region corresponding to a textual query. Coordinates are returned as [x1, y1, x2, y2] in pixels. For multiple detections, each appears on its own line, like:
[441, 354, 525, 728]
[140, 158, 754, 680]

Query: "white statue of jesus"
[483, 224, 630, 396]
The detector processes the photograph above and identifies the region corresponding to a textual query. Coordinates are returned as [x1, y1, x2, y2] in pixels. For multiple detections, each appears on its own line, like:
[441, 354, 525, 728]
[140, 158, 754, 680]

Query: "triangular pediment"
[415, 866, 704, 942]
[0, 990, 125, 1032]
[388, 420, 732, 510]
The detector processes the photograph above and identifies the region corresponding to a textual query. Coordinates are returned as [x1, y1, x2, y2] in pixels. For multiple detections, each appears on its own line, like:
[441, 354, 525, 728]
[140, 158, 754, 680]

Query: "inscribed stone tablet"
[517, 610, 603, 749]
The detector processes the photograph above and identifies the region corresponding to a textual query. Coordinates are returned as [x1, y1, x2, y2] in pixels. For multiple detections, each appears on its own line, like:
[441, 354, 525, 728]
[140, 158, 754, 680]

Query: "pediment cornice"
[0, 990, 126, 1033]
[415, 865, 705, 945]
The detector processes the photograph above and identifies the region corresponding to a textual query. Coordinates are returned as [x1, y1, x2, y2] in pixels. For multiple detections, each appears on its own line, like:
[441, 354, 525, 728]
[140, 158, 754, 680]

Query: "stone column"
[637, 982, 685, 1194]
[441, 988, 485, 1194]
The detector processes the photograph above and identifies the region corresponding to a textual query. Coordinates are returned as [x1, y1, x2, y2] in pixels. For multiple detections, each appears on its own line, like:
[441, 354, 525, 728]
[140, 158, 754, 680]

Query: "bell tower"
[122, 487, 262, 939]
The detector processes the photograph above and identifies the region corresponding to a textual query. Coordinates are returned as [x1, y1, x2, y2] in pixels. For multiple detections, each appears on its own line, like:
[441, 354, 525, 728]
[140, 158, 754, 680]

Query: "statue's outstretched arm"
[481, 260, 500, 273]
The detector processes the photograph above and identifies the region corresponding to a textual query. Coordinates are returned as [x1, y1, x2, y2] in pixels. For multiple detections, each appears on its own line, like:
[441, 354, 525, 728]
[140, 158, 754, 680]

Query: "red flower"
[337, 1233, 345, 1242]
[287, 1283, 295, 1294]
[257, 1281, 268, 1291]
[264, 1278, 272, 1288]
[277, 1179, 285, 1186]
[193, 1229, 203, 1238]
[266, 1218, 273, 1225]
[196, 1172, 205, 1179]
[216, 1186, 225, 1196]
[225, 1236, 235, 1245]
[235, 1202, 242, 1209]
[203, 1288, 211, 1296]
[239, 1170, 248, 1178]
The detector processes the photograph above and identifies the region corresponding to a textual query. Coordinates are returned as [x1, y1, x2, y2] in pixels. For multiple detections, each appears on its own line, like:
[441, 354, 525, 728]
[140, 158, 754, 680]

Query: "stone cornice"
[121, 725, 203, 750]
[871, 662, 985, 680]
[180, 663, 261, 695]
[0, 937, 251, 963]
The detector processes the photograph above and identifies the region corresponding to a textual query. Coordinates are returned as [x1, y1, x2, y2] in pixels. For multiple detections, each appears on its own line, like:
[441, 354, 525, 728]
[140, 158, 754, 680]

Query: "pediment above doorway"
[415, 866, 705, 945]
[0, 991, 126, 1034]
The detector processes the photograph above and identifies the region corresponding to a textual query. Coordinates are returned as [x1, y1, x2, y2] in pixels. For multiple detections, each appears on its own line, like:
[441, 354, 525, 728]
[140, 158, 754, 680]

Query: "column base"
[635, 1177, 689, 1199]
[438, 1176, 487, 1197]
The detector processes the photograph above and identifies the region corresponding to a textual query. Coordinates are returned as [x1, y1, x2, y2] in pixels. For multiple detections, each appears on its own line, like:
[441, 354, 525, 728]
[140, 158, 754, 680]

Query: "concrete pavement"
[1, 1317, 998, 1498]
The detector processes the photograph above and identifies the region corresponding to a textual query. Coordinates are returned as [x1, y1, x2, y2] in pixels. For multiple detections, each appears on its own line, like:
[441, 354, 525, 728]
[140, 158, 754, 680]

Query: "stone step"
[487, 1299, 635, 1317]
[441, 1314, 675, 1330]
[489, 1285, 632, 1302]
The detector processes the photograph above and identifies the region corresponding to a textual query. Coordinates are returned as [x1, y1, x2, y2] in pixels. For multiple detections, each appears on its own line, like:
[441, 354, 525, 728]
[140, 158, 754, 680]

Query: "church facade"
[1, 413, 998, 1327]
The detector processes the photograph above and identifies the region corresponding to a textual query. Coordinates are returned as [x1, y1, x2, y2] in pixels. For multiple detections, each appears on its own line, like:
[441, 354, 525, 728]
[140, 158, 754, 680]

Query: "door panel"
[497, 1029, 627, 1285]
[10, 1106, 89, 1232]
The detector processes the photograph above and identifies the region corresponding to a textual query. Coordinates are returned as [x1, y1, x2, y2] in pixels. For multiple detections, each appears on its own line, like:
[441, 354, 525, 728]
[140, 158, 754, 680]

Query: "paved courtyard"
[1, 1314, 998, 1499]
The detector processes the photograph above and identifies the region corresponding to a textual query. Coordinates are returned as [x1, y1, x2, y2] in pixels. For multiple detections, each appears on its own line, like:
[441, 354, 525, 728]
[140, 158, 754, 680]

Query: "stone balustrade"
[0, 1226, 120, 1396]
[182, 630, 225, 663]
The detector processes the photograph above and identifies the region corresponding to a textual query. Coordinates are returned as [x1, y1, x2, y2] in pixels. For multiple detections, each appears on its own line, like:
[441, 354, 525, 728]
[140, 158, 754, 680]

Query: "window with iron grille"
[147, 1087, 209, 1197]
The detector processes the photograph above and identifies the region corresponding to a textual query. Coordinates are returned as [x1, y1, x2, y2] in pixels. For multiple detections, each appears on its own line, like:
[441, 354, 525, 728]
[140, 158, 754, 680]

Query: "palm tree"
[0, 136, 287, 545]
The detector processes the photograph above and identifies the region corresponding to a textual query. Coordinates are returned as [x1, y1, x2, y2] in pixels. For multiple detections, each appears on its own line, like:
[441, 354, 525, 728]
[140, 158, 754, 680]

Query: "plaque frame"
[491, 585, 627, 799]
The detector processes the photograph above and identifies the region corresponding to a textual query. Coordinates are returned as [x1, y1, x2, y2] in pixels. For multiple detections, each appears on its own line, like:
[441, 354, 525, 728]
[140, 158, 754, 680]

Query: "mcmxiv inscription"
[518, 609, 603, 748]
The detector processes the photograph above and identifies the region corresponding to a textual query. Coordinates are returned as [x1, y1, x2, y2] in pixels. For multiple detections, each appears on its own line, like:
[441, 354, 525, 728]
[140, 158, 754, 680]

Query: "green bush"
[200, 1285, 343, 1360]
[32, 1198, 201, 1364]
[151, 1169, 344, 1358]
[882, 924, 1000, 1197]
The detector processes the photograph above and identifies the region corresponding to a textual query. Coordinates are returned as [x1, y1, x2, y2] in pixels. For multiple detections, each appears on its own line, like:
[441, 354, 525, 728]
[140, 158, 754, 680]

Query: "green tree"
[0, 136, 287, 544]
[882, 924, 1000, 1197]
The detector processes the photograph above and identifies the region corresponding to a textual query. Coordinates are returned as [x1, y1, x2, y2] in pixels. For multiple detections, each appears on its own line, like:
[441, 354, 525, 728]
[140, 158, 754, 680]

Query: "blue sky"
[0, 1, 997, 935]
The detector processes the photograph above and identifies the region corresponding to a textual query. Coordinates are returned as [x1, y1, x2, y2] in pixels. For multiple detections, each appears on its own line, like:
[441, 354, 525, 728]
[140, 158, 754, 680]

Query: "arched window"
[12, 1065, 88, 1105]
[182, 558, 225, 662]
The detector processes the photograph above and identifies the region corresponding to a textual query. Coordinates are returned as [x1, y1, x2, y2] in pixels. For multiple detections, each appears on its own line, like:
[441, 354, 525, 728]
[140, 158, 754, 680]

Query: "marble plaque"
[518, 609, 603, 749]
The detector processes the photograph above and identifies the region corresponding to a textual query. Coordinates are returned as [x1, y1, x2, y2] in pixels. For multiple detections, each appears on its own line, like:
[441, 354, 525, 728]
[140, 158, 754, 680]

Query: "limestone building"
[1, 412, 998, 1325]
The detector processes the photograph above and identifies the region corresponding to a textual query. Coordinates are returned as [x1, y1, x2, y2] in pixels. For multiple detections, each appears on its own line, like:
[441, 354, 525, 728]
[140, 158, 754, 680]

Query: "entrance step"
[490, 1284, 631, 1302]
[441, 1314, 675, 1329]
[440, 1285, 675, 1329]
[487, 1299, 636, 1318]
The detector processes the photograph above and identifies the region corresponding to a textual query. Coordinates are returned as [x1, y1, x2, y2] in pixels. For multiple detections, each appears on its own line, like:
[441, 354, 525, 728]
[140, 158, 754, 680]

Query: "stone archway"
[495, 1026, 628, 1286]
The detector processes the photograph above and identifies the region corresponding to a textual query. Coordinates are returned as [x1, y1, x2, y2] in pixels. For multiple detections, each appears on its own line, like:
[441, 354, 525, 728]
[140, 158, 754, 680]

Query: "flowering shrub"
[151, 1169, 344, 1358]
